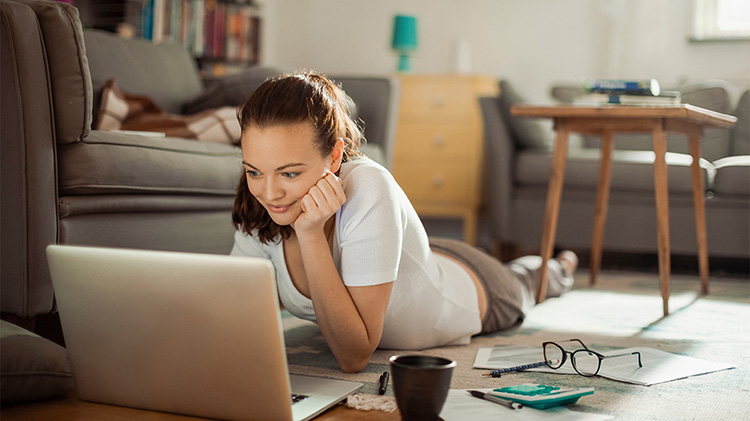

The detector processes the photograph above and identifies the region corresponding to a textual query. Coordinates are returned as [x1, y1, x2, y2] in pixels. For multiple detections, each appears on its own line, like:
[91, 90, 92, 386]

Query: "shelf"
[76, 0, 261, 77]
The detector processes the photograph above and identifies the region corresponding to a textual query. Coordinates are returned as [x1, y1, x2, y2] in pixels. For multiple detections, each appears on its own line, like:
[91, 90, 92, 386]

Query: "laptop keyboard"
[291, 394, 309, 404]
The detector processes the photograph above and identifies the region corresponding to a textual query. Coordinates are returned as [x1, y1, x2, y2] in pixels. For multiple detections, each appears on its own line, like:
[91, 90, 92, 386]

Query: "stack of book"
[574, 79, 681, 106]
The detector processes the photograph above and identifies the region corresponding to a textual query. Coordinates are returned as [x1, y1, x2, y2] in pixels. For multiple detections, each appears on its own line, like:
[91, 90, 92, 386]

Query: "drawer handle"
[432, 95, 445, 107]
[431, 175, 444, 188]
[433, 135, 446, 147]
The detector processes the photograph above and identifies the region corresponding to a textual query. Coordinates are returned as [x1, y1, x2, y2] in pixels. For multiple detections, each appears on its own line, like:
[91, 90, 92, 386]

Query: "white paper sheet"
[439, 389, 613, 421]
[473, 345, 735, 385]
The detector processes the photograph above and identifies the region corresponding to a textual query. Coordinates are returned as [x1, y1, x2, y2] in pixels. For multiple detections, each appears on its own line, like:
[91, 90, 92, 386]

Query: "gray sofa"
[0, 0, 399, 323]
[480, 80, 749, 262]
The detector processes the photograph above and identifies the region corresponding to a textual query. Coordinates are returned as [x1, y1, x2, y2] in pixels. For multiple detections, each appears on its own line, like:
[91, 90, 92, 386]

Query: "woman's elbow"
[338, 356, 370, 373]
[336, 347, 374, 373]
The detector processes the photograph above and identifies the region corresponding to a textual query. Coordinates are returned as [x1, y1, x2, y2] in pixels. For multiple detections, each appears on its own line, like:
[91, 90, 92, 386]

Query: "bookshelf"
[76, 0, 261, 77]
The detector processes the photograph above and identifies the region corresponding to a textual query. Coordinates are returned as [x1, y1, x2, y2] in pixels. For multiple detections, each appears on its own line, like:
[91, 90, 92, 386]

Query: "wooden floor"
[1, 391, 401, 420]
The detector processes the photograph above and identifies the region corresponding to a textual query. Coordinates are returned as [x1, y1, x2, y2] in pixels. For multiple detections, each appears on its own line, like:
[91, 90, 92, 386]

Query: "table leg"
[652, 124, 671, 316]
[537, 127, 569, 303]
[689, 137, 710, 294]
[590, 131, 615, 286]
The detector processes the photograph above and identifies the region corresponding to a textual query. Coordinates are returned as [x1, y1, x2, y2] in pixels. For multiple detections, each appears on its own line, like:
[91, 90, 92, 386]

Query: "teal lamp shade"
[391, 15, 418, 72]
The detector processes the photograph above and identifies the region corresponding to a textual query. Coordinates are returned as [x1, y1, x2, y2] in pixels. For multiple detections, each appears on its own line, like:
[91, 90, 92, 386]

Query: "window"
[692, 0, 750, 41]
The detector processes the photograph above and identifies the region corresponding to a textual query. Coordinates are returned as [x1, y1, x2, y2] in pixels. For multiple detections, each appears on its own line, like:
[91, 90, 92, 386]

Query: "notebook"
[46, 245, 362, 421]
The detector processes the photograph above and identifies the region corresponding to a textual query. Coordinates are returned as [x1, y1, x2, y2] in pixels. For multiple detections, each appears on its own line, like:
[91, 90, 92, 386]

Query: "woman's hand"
[293, 172, 346, 236]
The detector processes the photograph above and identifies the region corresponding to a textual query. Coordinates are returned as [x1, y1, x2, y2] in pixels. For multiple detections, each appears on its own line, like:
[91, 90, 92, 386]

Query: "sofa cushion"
[731, 90, 749, 156]
[58, 130, 242, 196]
[712, 156, 750, 196]
[96, 79, 240, 144]
[498, 80, 554, 150]
[15, 0, 92, 144]
[515, 148, 715, 195]
[0, 320, 73, 403]
[84, 29, 203, 115]
[550, 85, 587, 104]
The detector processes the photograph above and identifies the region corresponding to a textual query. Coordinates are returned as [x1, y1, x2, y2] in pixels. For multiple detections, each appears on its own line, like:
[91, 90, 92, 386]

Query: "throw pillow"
[96, 78, 162, 131]
[95, 79, 241, 145]
[498, 80, 554, 151]
[184, 67, 282, 114]
[0, 320, 73, 404]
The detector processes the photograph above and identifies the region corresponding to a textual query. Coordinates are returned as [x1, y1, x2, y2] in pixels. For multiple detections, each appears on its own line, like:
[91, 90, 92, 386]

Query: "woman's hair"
[232, 71, 365, 243]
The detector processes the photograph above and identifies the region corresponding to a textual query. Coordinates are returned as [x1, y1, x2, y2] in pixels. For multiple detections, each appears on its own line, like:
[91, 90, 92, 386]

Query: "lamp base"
[397, 54, 412, 72]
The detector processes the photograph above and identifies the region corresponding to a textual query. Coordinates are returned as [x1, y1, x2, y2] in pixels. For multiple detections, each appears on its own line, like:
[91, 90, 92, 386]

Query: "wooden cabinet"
[392, 74, 498, 245]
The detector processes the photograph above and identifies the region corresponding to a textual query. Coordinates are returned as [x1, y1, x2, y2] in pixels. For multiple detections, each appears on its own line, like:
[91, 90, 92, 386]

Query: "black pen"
[482, 359, 559, 378]
[468, 390, 522, 410]
[378, 371, 389, 395]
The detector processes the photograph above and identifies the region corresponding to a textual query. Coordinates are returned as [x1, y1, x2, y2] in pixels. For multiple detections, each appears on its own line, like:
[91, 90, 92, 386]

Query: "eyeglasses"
[542, 339, 642, 377]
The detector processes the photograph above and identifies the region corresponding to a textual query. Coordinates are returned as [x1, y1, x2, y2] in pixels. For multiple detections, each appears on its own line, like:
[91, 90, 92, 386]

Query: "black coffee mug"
[389, 354, 456, 420]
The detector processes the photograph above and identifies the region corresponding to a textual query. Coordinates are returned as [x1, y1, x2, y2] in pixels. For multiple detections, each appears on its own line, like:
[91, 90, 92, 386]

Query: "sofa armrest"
[1, 0, 67, 318]
[480, 96, 516, 243]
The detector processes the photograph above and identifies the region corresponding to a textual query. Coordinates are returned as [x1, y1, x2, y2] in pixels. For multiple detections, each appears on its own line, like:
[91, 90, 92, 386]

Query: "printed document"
[473, 345, 734, 385]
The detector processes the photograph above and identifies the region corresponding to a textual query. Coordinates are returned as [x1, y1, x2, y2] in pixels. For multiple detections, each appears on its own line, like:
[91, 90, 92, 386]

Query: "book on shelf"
[137, 0, 260, 74]
[574, 92, 681, 106]
[170, 0, 182, 42]
[141, 0, 154, 40]
[192, 0, 205, 57]
[585, 78, 662, 96]
[152, 0, 168, 43]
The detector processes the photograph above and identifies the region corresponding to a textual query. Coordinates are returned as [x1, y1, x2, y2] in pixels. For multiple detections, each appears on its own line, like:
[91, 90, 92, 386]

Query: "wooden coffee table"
[511, 104, 737, 316]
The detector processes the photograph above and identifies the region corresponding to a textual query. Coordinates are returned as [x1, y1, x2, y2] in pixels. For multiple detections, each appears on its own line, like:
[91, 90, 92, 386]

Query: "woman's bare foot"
[556, 250, 578, 277]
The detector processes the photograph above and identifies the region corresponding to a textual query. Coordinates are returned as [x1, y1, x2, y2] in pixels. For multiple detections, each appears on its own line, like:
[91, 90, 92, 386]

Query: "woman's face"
[241, 121, 336, 227]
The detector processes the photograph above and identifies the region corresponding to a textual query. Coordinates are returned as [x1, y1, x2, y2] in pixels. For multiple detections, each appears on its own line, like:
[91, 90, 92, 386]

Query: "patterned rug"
[283, 270, 750, 420]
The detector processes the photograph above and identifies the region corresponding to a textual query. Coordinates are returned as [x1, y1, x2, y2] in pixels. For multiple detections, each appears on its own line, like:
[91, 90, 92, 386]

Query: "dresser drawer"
[399, 78, 476, 124]
[393, 163, 474, 203]
[395, 123, 480, 161]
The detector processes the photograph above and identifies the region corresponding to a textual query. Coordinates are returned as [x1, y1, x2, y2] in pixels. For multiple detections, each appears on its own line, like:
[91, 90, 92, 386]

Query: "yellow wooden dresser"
[392, 74, 498, 245]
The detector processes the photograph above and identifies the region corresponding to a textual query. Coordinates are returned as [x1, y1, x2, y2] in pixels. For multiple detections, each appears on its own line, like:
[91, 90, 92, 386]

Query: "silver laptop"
[46, 245, 362, 421]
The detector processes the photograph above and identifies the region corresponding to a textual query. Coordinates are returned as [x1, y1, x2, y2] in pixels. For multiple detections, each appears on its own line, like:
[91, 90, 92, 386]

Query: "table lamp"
[391, 15, 418, 72]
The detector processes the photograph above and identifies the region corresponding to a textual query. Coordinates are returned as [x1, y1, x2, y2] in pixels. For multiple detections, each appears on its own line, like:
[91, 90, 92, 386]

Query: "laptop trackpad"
[289, 374, 363, 421]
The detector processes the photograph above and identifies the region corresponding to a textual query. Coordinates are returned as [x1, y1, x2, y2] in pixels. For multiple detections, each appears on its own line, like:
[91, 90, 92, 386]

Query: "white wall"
[259, 0, 750, 105]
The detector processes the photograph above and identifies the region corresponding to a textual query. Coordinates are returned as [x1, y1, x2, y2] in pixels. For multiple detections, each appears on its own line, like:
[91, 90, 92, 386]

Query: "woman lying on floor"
[230, 71, 577, 373]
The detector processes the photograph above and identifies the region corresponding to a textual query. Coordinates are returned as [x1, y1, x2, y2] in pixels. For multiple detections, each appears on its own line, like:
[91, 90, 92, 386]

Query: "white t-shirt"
[230, 157, 481, 349]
